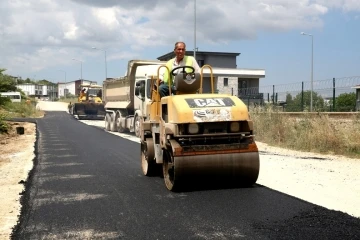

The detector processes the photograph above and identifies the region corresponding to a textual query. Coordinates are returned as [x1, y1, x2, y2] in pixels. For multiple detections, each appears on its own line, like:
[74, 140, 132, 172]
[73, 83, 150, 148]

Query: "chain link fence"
[238, 76, 360, 112]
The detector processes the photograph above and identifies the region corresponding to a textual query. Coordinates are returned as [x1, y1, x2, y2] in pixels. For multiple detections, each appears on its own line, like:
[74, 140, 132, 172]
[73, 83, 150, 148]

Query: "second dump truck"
[102, 60, 166, 136]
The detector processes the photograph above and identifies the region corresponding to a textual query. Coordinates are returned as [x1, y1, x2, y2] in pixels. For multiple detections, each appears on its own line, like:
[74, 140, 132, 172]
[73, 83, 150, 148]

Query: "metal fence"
[238, 76, 360, 112]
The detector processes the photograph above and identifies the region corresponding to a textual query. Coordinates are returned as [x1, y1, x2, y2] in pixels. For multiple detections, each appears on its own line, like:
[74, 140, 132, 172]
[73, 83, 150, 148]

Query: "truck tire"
[105, 113, 111, 131]
[134, 115, 140, 138]
[116, 112, 125, 133]
[110, 114, 117, 132]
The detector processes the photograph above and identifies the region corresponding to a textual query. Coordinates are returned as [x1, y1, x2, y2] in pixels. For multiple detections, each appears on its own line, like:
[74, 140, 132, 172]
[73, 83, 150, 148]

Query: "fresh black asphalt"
[11, 112, 360, 239]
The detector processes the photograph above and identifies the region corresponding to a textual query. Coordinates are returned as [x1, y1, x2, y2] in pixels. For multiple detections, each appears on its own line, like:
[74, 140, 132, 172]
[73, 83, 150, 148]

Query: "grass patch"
[59, 98, 77, 104]
[0, 100, 44, 133]
[1, 101, 44, 118]
[250, 107, 360, 158]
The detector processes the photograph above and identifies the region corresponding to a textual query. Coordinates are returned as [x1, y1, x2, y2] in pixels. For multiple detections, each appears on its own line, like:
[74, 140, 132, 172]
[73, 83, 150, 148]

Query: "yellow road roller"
[139, 64, 259, 191]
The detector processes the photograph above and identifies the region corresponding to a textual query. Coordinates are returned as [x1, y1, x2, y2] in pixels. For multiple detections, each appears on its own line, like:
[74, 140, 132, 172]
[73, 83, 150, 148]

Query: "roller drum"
[174, 152, 259, 186]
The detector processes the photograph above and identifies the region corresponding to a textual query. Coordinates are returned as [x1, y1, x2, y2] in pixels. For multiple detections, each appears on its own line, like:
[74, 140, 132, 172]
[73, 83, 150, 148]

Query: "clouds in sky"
[0, 0, 359, 76]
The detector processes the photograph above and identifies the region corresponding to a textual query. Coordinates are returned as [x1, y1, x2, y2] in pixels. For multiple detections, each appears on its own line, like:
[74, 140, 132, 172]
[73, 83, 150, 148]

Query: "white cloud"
[0, 0, 359, 76]
[315, 0, 360, 12]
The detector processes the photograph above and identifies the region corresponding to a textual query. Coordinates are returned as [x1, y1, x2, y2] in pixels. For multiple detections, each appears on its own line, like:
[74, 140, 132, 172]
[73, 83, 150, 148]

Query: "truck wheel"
[110, 114, 117, 132]
[105, 113, 111, 131]
[134, 115, 140, 137]
[116, 113, 125, 133]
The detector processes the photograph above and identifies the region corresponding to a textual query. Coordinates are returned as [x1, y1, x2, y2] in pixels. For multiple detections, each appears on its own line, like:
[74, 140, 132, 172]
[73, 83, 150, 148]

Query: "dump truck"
[140, 64, 260, 191]
[69, 83, 106, 120]
[102, 60, 166, 136]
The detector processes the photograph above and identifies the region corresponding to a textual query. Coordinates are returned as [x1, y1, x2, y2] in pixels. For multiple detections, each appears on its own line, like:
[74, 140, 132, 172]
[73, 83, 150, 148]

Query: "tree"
[16, 77, 26, 84]
[335, 92, 356, 112]
[0, 69, 17, 92]
[285, 90, 325, 112]
[286, 93, 293, 104]
[38, 79, 52, 85]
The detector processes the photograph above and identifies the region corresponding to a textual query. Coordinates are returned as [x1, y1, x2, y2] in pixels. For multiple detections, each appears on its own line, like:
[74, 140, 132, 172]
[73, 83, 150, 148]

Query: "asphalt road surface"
[12, 112, 360, 239]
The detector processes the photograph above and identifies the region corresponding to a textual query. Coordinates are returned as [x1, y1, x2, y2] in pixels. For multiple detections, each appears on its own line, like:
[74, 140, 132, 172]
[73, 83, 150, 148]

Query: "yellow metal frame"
[200, 64, 214, 94]
[156, 65, 171, 95]
[147, 65, 172, 118]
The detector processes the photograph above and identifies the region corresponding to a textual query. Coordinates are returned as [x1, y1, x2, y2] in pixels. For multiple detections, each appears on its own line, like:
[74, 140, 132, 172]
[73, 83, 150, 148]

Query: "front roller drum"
[163, 150, 260, 191]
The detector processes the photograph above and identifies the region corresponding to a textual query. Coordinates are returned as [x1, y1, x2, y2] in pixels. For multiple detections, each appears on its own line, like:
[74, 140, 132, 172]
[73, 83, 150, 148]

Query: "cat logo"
[194, 98, 226, 107]
[185, 97, 235, 108]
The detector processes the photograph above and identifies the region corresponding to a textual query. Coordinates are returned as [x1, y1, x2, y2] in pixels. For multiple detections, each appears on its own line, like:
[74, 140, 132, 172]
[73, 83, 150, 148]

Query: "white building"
[17, 84, 47, 96]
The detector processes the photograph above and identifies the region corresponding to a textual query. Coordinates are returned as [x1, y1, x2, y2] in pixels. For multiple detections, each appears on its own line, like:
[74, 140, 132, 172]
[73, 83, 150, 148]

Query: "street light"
[92, 47, 107, 80]
[58, 69, 67, 99]
[194, 0, 197, 59]
[72, 58, 83, 81]
[301, 32, 314, 112]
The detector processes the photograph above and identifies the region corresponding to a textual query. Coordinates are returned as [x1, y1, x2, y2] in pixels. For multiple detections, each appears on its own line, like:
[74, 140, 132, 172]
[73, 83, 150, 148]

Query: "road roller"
[139, 64, 260, 191]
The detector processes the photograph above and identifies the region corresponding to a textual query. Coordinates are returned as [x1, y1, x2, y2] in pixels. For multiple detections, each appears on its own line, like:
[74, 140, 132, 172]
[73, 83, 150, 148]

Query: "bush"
[250, 107, 360, 157]
[2, 101, 42, 118]
[0, 96, 11, 106]
[0, 112, 10, 133]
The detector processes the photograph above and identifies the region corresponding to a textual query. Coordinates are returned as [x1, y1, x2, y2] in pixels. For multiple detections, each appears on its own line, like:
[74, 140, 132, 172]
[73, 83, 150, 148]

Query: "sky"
[0, 0, 359, 88]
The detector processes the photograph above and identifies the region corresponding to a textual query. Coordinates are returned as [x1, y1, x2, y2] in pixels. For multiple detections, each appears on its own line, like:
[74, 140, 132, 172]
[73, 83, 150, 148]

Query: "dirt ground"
[0, 122, 36, 240]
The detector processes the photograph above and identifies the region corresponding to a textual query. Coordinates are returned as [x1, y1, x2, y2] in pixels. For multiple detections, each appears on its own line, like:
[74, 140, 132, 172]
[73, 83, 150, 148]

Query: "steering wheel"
[170, 66, 195, 76]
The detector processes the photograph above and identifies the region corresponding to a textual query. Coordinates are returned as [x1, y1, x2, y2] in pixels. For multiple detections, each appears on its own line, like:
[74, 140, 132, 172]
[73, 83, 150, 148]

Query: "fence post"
[272, 85, 275, 104]
[301, 82, 304, 112]
[333, 78, 336, 112]
[267, 93, 270, 103]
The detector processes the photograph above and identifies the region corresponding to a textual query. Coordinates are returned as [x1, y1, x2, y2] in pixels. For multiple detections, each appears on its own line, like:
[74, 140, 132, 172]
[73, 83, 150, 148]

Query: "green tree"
[16, 77, 26, 84]
[335, 92, 356, 112]
[38, 79, 51, 85]
[0, 69, 17, 92]
[285, 90, 325, 112]
[285, 93, 293, 103]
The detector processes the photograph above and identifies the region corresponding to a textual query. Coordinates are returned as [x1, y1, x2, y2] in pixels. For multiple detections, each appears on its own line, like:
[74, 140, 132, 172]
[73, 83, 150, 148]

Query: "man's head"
[174, 42, 186, 61]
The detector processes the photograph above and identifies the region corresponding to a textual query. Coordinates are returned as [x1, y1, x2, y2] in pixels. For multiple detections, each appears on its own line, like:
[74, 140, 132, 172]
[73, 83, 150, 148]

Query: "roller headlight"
[188, 123, 199, 134]
[230, 122, 240, 132]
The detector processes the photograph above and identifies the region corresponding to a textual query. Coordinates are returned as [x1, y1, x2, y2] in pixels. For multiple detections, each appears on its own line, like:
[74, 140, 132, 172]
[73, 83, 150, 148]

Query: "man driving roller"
[159, 41, 200, 97]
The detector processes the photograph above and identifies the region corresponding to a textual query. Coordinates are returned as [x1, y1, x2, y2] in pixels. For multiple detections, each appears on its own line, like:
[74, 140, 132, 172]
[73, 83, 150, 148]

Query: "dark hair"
[174, 41, 186, 50]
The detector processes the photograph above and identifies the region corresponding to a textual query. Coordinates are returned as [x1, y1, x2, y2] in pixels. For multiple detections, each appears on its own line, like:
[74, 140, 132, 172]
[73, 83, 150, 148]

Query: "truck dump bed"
[103, 60, 166, 110]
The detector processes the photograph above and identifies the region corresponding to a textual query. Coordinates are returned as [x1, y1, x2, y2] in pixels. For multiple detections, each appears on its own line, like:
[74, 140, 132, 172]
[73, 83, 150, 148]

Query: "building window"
[224, 78, 228, 87]
[238, 78, 248, 95]
[197, 60, 204, 67]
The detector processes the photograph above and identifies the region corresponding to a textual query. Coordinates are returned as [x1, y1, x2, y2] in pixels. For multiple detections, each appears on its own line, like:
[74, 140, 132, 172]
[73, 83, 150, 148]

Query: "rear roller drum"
[163, 149, 178, 191]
